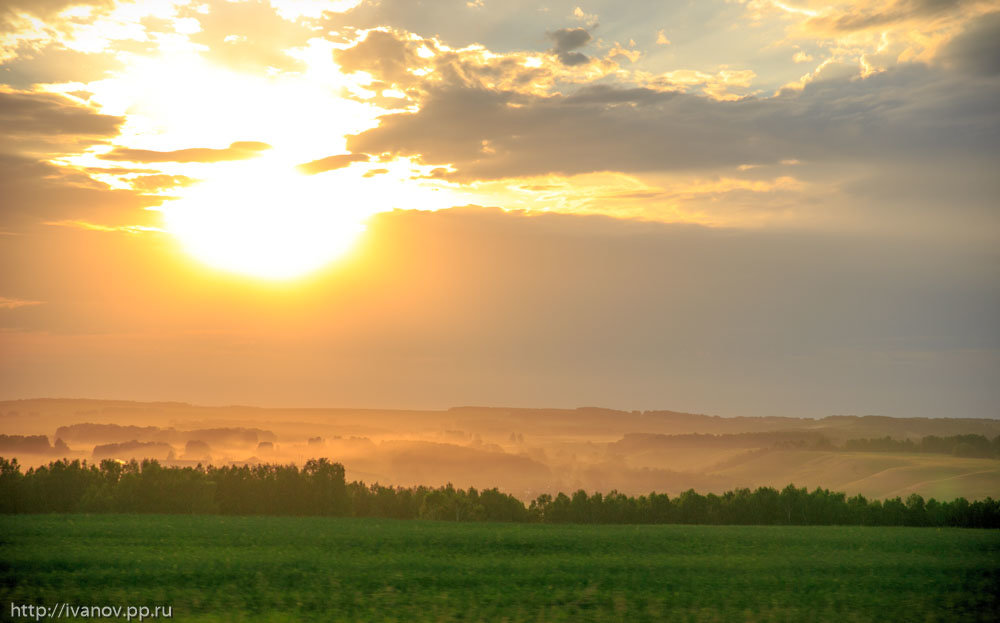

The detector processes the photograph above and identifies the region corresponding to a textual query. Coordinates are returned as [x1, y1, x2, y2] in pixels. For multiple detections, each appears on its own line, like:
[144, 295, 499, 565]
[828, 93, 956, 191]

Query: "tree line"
[842, 434, 1000, 459]
[1, 457, 997, 528]
[0, 434, 69, 455]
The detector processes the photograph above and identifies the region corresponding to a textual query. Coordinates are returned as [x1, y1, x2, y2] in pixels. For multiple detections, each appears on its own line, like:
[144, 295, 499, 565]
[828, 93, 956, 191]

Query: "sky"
[0, 0, 998, 418]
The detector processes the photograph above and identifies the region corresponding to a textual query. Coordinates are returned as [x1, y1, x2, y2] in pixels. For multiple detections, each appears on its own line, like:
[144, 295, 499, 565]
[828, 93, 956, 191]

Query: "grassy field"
[1, 516, 998, 622]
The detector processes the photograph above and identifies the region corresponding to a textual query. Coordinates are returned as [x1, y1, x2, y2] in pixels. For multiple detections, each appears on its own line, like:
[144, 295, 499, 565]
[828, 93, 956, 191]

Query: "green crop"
[2, 516, 997, 622]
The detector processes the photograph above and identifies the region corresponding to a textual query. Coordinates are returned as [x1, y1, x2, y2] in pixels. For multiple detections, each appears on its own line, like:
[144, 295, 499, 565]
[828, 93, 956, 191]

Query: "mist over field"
[4, 398, 998, 502]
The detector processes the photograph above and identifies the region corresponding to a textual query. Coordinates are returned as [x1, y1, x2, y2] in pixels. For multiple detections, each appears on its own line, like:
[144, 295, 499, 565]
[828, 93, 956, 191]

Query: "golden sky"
[1, 0, 998, 417]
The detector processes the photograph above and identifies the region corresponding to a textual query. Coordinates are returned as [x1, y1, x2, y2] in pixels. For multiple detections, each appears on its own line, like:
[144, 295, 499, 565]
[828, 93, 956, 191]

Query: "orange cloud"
[100, 141, 271, 163]
[296, 153, 370, 175]
[640, 68, 757, 100]
[128, 174, 198, 193]
[334, 27, 623, 103]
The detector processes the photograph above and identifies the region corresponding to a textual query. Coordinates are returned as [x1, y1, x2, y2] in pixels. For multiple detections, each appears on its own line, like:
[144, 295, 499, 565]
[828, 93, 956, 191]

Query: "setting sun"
[161, 163, 368, 279]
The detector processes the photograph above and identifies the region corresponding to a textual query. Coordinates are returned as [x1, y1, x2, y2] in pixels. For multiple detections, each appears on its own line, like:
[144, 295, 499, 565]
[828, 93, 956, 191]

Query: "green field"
[1, 516, 998, 622]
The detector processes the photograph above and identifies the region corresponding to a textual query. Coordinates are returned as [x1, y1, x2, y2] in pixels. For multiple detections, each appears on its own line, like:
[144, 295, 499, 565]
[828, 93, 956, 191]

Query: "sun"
[162, 163, 368, 280]
[51, 40, 470, 280]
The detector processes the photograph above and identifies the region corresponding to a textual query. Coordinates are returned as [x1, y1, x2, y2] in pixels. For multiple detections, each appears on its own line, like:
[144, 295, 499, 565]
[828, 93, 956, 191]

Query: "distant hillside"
[0, 398, 997, 500]
[3, 399, 999, 441]
[706, 449, 1000, 501]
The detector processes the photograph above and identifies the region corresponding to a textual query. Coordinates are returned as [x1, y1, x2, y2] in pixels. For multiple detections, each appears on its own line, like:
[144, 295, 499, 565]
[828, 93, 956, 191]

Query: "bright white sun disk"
[163, 167, 366, 279]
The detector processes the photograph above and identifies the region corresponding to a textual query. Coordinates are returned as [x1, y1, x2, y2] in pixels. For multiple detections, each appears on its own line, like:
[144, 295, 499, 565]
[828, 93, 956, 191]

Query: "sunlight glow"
[47, 44, 400, 279]
[162, 163, 367, 280]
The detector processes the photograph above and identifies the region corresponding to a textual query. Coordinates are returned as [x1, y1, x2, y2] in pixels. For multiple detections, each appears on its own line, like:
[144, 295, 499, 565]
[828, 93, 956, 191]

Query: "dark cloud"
[0, 154, 159, 231]
[548, 27, 592, 66]
[335, 29, 420, 85]
[348, 63, 999, 181]
[942, 11, 1000, 76]
[0, 91, 124, 141]
[563, 84, 675, 105]
[0, 91, 145, 231]
[807, 0, 973, 33]
[549, 27, 592, 52]
[100, 141, 271, 163]
[345, 85, 750, 178]
[347, 85, 741, 178]
[296, 153, 370, 175]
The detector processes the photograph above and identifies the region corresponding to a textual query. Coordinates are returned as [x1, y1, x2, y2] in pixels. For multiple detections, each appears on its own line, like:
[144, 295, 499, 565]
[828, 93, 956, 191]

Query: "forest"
[2, 457, 997, 528]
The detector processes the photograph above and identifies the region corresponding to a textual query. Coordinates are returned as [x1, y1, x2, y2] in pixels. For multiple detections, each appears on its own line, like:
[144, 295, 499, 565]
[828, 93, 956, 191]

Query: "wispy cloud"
[43, 220, 164, 234]
[0, 297, 42, 310]
[296, 153, 370, 175]
[100, 141, 271, 164]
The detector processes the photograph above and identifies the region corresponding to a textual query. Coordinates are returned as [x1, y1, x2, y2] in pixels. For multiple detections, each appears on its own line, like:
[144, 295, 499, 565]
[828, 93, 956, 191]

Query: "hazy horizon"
[3, 395, 1000, 421]
[4, 398, 1000, 502]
